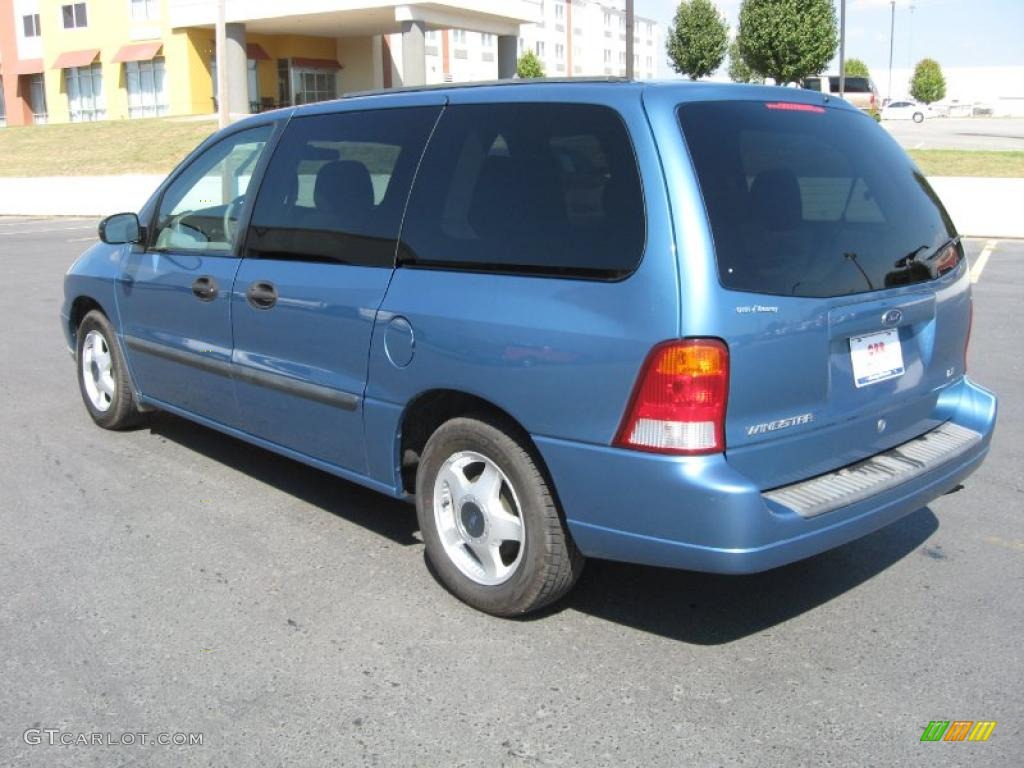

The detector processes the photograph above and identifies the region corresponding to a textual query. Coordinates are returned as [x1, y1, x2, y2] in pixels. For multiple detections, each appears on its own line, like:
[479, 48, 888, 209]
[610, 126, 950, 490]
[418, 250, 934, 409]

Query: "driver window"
[154, 124, 272, 253]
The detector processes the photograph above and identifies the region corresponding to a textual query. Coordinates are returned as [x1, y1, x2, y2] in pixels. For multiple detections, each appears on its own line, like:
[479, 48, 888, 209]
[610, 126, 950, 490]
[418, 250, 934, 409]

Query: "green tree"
[844, 58, 870, 78]
[738, 0, 838, 85]
[910, 58, 946, 103]
[666, 0, 729, 79]
[727, 38, 762, 83]
[516, 50, 545, 79]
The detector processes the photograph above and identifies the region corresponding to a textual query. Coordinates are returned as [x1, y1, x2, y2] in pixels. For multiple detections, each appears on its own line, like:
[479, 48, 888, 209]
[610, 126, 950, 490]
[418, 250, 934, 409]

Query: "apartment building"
[423, 0, 661, 85]
[0, 1, 658, 128]
[0, 1, 536, 126]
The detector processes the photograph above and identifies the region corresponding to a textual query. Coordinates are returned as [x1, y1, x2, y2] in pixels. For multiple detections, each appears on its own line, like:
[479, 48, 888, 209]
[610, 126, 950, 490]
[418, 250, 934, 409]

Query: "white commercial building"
[424, 0, 662, 85]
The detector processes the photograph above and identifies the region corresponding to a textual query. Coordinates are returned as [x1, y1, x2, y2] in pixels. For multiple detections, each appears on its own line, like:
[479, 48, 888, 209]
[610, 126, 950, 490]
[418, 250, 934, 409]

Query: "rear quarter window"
[399, 102, 645, 279]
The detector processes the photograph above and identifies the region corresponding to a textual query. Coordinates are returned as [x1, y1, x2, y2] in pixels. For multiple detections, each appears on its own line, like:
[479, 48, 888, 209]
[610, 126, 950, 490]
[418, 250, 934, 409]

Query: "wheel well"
[398, 390, 533, 495]
[69, 296, 105, 342]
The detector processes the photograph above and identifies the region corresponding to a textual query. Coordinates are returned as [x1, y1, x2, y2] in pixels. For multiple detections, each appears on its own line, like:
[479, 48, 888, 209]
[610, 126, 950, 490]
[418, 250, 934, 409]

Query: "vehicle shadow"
[562, 507, 939, 645]
[148, 412, 938, 643]
[147, 413, 420, 546]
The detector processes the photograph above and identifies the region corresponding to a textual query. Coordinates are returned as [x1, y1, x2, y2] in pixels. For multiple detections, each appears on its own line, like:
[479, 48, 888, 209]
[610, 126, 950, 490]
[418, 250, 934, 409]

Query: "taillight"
[614, 339, 729, 455]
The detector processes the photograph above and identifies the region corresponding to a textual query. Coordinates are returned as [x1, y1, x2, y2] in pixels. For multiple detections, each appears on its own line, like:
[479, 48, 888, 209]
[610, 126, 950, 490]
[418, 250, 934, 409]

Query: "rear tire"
[416, 416, 584, 616]
[913, 112, 924, 123]
[76, 310, 145, 430]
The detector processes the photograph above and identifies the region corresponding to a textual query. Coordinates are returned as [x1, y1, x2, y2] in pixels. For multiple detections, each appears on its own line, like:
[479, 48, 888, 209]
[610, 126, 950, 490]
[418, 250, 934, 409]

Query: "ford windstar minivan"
[63, 80, 996, 616]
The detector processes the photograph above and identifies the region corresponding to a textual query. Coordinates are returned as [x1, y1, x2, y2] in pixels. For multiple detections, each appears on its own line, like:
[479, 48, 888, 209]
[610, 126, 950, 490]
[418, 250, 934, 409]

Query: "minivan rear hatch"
[676, 99, 970, 490]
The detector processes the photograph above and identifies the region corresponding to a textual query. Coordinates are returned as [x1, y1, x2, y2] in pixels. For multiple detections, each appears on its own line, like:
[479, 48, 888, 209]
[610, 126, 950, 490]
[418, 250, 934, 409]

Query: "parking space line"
[1, 226, 97, 236]
[970, 239, 997, 284]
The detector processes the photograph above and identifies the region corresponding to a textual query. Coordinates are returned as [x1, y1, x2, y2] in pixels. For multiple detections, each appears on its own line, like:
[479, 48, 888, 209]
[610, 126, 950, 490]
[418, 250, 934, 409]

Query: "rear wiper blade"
[896, 236, 960, 268]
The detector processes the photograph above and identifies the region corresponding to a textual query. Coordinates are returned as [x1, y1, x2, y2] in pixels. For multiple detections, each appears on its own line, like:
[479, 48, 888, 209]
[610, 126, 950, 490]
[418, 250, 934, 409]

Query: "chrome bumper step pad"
[764, 422, 983, 519]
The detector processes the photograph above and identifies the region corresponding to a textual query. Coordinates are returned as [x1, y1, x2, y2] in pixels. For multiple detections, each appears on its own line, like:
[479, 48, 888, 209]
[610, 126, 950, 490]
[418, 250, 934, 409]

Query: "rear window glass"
[829, 76, 872, 93]
[678, 101, 958, 298]
[400, 103, 645, 278]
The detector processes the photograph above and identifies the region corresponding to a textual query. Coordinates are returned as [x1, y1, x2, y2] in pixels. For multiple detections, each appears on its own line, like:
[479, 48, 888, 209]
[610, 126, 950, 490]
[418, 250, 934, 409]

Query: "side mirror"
[98, 212, 143, 245]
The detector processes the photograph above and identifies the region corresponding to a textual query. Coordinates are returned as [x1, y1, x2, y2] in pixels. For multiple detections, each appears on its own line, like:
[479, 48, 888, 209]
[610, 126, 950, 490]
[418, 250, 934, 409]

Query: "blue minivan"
[63, 80, 997, 616]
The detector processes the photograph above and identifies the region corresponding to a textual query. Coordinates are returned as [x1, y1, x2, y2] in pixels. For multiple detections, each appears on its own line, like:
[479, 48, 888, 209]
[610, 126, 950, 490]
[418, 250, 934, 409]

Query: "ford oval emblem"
[882, 309, 903, 326]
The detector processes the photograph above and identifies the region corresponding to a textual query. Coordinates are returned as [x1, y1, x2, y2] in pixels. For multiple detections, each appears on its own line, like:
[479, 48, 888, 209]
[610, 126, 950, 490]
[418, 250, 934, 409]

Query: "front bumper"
[534, 377, 997, 574]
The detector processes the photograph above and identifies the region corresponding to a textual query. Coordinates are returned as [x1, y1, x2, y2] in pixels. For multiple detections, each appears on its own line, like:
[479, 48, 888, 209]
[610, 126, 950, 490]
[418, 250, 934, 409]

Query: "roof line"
[343, 77, 634, 99]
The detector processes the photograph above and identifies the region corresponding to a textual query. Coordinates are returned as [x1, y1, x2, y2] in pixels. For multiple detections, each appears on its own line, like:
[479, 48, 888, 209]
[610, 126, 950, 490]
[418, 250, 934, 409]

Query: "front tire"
[913, 112, 924, 123]
[76, 310, 144, 430]
[416, 416, 583, 616]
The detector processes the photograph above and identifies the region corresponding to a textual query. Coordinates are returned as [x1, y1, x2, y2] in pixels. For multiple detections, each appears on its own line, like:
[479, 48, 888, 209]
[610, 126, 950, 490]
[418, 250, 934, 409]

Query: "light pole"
[625, 0, 635, 79]
[838, 0, 846, 97]
[908, 2, 916, 67]
[887, 0, 896, 103]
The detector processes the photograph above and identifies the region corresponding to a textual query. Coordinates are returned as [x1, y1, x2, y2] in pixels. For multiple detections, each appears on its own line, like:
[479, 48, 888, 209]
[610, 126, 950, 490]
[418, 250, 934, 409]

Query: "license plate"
[850, 329, 905, 388]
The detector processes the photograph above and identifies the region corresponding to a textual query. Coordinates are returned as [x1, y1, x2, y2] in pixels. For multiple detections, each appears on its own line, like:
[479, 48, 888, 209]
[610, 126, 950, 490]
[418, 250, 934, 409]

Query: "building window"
[535, 41, 545, 57]
[481, 33, 494, 48]
[452, 29, 466, 44]
[61, 3, 88, 29]
[23, 13, 41, 37]
[65, 63, 104, 121]
[604, 49, 611, 63]
[554, 3, 564, 20]
[555, 44, 564, 60]
[603, 11, 611, 26]
[126, 58, 168, 118]
[130, 0, 159, 21]
[294, 68, 336, 105]
[27, 74, 48, 123]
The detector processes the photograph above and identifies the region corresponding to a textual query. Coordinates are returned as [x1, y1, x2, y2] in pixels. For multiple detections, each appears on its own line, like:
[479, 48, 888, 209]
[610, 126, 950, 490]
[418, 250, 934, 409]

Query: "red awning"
[112, 42, 163, 63]
[14, 58, 45, 75]
[291, 57, 342, 71]
[247, 43, 271, 61]
[52, 49, 100, 69]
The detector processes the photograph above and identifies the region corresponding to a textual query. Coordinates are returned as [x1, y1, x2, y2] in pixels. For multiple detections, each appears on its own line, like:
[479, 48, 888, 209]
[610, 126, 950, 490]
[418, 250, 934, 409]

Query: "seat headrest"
[313, 160, 374, 223]
[750, 168, 803, 231]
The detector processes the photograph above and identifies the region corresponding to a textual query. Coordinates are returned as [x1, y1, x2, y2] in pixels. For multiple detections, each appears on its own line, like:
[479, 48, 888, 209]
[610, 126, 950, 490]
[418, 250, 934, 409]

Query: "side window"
[245, 106, 442, 267]
[153, 124, 272, 253]
[401, 103, 645, 278]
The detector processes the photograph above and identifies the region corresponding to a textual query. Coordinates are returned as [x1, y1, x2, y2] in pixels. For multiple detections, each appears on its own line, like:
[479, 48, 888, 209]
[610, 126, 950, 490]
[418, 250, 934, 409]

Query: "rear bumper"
[534, 377, 996, 574]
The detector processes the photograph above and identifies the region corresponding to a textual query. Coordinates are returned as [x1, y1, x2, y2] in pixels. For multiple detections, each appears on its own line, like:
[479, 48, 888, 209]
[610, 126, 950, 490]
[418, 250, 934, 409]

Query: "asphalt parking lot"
[1, 218, 1021, 767]
[882, 116, 1024, 151]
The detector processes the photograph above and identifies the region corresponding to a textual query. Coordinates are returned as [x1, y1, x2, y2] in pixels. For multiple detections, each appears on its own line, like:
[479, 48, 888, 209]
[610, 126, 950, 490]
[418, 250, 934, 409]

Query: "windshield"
[678, 101, 959, 298]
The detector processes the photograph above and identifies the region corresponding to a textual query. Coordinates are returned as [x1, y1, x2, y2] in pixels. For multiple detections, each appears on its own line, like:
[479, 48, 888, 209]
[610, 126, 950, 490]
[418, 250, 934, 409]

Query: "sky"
[636, 0, 1024, 72]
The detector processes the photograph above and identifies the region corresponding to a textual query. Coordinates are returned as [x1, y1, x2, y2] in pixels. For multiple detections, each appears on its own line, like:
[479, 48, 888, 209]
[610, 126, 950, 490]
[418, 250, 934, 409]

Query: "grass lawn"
[0, 118, 217, 176]
[908, 149, 1024, 178]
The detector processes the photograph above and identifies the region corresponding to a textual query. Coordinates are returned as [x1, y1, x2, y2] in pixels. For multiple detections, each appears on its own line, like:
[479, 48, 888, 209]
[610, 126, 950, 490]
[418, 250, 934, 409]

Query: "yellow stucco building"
[1, 0, 534, 126]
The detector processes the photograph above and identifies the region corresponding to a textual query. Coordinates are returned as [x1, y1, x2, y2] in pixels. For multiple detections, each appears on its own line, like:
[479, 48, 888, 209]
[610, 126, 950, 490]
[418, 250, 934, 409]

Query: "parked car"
[882, 100, 935, 122]
[802, 75, 880, 112]
[63, 80, 997, 616]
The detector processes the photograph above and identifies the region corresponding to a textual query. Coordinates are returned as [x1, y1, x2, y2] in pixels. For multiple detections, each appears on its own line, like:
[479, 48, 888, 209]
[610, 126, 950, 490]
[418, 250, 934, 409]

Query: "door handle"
[191, 275, 219, 301]
[246, 281, 278, 310]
